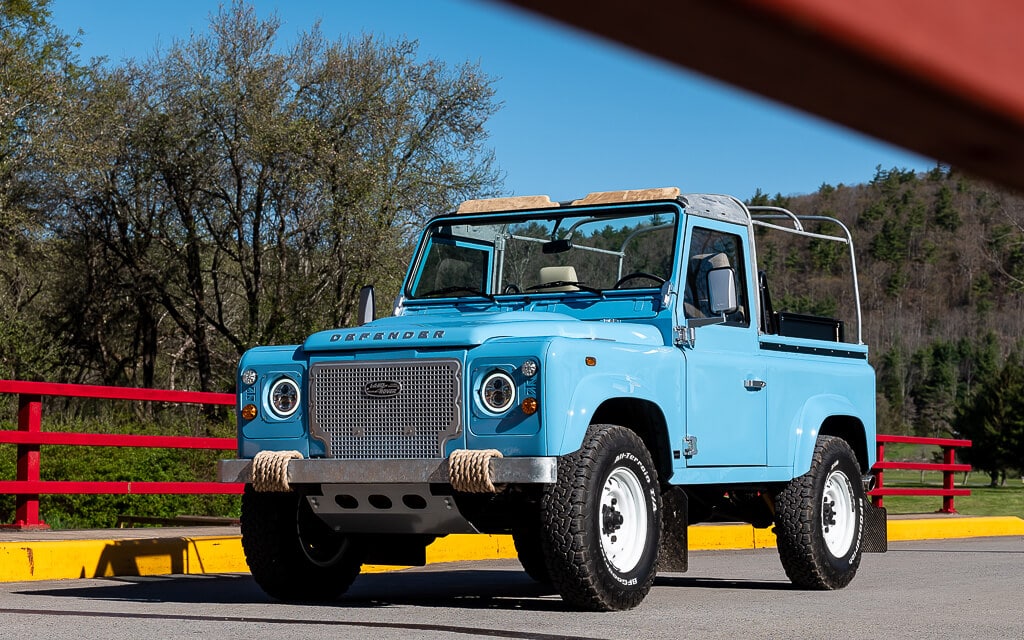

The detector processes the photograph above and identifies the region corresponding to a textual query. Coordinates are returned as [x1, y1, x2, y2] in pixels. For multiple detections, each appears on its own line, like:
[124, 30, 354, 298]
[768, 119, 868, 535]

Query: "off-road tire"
[773, 436, 865, 589]
[540, 424, 662, 611]
[241, 485, 364, 601]
[511, 525, 550, 583]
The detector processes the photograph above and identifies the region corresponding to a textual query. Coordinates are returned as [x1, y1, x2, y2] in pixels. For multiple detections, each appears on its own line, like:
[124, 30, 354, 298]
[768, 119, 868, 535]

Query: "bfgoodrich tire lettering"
[773, 436, 865, 589]
[241, 485, 364, 601]
[540, 424, 662, 611]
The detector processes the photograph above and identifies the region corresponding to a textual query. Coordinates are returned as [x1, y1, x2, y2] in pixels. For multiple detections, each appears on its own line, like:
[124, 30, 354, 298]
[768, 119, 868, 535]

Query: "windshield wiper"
[416, 286, 496, 302]
[526, 281, 604, 296]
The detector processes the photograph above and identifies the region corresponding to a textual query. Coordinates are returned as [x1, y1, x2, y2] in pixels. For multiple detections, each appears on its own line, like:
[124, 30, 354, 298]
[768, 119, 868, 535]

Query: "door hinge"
[683, 435, 698, 458]
[674, 326, 695, 348]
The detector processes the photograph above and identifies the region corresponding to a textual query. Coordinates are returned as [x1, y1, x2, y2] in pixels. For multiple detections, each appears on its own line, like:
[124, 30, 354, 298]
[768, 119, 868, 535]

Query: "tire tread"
[241, 486, 362, 601]
[773, 436, 864, 590]
[541, 425, 661, 611]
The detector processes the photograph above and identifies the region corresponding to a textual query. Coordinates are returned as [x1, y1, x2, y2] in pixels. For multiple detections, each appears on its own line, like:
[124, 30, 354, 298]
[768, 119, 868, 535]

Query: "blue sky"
[50, 0, 935, 203]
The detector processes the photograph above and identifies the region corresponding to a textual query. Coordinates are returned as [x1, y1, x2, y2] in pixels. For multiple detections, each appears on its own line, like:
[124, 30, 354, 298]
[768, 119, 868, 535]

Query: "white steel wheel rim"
[599, 465, 648, 573]
[821, 469, 856, 557]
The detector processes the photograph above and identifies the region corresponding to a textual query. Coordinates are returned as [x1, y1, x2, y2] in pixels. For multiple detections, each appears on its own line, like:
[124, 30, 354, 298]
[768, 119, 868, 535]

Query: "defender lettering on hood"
[329, 330, 446, 342]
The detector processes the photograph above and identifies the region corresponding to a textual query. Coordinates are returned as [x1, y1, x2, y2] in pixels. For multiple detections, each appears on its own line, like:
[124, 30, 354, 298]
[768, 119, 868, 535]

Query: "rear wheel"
[540, 424, 661, 611]
[773, 436, 865, 589]
[241, 485, 364, 601]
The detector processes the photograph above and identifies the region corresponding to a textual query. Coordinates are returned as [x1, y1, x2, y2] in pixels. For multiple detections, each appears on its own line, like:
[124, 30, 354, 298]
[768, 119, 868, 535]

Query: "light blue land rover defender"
[219, 187, 887, 611]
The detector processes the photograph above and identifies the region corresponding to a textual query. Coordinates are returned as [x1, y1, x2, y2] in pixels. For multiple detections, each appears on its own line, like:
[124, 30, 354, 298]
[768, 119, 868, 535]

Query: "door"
[679, 223, 767, 467]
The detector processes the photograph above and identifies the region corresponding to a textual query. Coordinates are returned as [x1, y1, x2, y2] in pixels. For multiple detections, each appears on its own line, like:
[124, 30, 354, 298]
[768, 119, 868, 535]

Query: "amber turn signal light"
[521, 397, 538, 415]
[241, 404, 258, 420]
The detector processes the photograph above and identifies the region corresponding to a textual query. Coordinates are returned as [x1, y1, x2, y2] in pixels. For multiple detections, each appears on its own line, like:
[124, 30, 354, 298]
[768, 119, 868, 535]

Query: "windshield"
[407, 207, 678, 299]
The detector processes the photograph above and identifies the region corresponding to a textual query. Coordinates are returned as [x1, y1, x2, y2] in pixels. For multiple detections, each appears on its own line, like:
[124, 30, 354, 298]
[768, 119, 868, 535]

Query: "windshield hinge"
[658, 280, 674, 311]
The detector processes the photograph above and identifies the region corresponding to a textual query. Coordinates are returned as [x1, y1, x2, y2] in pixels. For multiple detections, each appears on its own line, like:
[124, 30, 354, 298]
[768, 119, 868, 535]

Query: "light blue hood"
[303, 311, 665, 352]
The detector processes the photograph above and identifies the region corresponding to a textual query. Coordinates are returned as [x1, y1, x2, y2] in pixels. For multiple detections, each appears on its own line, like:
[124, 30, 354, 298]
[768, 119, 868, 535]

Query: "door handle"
[744, 379, 767, 390]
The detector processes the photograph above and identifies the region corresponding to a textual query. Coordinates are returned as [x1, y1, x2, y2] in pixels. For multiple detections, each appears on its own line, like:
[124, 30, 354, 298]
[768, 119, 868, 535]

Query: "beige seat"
[684, 252, 746, 322]
[536, 266, 580, 292]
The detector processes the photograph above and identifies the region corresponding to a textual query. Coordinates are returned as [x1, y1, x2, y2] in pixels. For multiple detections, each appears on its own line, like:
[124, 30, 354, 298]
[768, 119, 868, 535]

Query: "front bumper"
[218, 456, 558, 486]
[220, 456, 558, 535]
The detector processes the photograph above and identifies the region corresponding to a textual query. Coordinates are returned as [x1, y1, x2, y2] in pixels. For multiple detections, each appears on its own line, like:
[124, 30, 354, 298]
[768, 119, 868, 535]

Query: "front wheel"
[540, 424, 661, 611]
[773, 436, 865, 589]
[511, 525, 550, 584]
[241, 485, 364, 601]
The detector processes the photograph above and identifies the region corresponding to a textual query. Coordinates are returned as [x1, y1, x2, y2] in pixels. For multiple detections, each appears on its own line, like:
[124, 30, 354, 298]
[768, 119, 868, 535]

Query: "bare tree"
[45, 1, 501, 390]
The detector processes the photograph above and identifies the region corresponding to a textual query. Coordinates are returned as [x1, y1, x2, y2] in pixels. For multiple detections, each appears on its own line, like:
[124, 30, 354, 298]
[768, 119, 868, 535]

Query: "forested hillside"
[753, 166, 1024, 480]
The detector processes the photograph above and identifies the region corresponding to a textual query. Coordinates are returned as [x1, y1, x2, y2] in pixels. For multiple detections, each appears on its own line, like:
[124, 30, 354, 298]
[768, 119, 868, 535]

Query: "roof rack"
[747, 205, 863, 345]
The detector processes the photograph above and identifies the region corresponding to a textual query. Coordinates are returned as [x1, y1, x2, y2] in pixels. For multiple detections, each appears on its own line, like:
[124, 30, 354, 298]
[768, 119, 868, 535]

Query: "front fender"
[541, 338, 683, 456]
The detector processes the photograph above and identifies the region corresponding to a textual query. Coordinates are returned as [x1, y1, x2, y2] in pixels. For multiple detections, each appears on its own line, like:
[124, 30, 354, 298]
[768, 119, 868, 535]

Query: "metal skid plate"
[307, 484, 478, 535]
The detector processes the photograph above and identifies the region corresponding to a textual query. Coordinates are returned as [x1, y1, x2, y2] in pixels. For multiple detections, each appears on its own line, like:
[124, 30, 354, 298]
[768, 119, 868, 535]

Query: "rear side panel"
[759, 336, 876, 474]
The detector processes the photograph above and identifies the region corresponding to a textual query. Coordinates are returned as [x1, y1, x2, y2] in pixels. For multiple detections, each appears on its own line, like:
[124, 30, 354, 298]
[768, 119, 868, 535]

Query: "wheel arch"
[791, 394, 872, 476]
[819, 415, 869, 472]
[591, 397, 673, 483]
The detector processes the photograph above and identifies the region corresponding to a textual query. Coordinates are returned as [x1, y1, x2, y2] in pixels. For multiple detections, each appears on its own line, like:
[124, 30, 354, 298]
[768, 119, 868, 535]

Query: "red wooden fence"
[869, 434, 972, 514]
[0, 380, 241, 529]
[0, 379, 976, 527]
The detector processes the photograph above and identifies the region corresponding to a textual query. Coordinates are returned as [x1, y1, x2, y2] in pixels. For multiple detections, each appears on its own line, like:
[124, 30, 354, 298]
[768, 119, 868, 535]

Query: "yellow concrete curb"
[0, 516, 1020, 583]
[0, 535, 247, 582]
[688, 524, 779, 550]
[685, 515, 1024, 550]
[887, 516, 1024, 541]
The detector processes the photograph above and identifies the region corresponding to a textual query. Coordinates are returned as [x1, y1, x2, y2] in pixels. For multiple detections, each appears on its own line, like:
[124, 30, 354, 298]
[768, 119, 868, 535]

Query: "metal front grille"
[309, 359, 462, 459]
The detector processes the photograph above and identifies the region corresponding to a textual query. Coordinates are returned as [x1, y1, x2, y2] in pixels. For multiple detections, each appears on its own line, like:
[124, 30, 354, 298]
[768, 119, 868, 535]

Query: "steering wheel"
[613, 272, 666, 289]
[502, 283, 522, 294]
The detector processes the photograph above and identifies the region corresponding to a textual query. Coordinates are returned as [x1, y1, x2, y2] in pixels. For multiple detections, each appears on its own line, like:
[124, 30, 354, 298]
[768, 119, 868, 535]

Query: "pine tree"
[954, 351, 1024, 485]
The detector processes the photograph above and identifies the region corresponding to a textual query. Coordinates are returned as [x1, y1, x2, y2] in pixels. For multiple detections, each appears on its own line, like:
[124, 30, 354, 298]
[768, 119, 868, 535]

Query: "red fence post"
[872, 439, 885, 509]
[869, 434, 972, 513]
[12, 393, 48, 529]
[941, 445, 957, 514]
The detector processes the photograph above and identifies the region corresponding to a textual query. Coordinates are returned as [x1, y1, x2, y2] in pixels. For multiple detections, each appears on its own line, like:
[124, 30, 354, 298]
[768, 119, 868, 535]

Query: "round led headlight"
[268, 377, 300, 418]
[481, 370, 516, 414]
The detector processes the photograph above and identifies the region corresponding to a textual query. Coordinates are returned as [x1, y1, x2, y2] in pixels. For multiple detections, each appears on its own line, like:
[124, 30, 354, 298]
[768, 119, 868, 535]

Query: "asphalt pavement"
[0, 536, 1019, 639]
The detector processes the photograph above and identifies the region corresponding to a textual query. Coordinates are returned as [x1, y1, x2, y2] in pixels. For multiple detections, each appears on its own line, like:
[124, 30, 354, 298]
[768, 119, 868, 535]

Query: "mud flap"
[658, 486, 689, 572]
[863, 502, 888, 553]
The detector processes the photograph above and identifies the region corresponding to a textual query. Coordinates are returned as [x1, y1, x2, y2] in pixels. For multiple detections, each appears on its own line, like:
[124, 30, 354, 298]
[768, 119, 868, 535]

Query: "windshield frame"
[403, 201, 683, 303]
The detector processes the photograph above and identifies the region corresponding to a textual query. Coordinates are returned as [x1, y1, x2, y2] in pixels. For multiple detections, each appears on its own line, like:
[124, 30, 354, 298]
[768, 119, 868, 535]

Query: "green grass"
[875, 468, 1024, 517]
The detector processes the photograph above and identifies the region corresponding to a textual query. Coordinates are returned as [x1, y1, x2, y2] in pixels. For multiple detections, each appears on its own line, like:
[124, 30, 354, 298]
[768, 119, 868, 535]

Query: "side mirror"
[680, 268, 738, 348]
[708, 268, 738, 314]
[357, 285, 376, 326]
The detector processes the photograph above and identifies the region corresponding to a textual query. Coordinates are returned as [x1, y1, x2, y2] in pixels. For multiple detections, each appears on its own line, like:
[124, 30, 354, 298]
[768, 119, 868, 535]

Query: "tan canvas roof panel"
[456, 195, 559, 214]
[571, 187, 680, 206]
